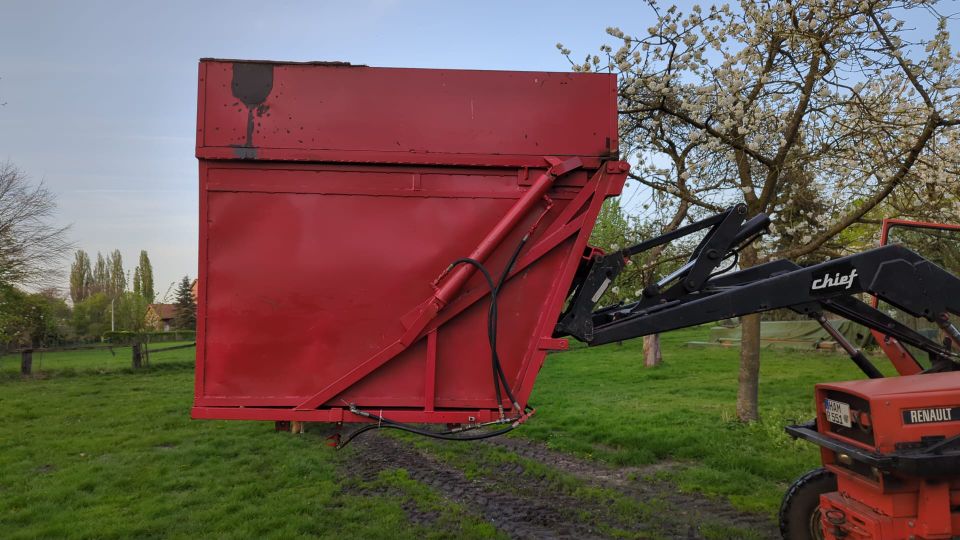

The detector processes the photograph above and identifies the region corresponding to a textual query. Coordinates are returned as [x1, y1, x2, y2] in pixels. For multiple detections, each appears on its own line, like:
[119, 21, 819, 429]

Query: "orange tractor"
[551, 213, 960, 539]
[780, 219, 960, 539]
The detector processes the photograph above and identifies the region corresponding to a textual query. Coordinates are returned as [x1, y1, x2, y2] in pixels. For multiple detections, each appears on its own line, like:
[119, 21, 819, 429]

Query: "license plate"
[825, 399, 852, 428]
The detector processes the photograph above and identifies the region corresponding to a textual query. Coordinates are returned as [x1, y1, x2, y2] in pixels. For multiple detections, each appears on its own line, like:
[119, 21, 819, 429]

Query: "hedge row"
[102, 330, 196, 344]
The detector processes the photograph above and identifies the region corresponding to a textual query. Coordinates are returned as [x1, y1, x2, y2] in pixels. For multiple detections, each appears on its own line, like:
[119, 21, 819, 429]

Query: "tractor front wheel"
[779, 467, 837, 540]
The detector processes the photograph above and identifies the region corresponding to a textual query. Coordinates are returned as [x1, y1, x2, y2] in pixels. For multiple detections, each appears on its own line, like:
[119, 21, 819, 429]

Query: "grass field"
[524, 327, 867, 513]
[0, 328, 871, 537]
[0, 344, 497, 539]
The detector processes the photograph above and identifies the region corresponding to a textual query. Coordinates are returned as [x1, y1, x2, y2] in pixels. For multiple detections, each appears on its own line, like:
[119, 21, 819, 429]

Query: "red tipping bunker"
[192, 59, 627, 428]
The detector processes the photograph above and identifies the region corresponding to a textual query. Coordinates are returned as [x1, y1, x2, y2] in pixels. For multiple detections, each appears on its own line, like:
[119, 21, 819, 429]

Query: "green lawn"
[523, 327, 867, 513]
[0, 345, 495, 539]
[0, 327, 874, 537]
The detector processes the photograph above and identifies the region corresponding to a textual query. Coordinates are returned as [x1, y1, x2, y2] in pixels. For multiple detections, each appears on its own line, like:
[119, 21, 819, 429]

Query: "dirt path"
[337, 430, 778, 539]
[344, 432, 605, 538]
[482, 436, 778, 537]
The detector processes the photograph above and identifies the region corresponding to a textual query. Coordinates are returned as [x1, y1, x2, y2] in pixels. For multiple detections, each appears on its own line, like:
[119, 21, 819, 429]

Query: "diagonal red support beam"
[295, 157, 585, 411]
[513, 168, 624, 402]
[423, 164, 620, 332]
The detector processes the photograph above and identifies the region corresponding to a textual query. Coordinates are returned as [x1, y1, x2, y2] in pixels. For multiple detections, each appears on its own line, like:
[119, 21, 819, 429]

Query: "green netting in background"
[698, 320, 877, 351]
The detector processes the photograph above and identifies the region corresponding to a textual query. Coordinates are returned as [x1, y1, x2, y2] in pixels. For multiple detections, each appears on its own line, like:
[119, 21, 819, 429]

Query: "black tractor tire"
[779, 467, 837, 540]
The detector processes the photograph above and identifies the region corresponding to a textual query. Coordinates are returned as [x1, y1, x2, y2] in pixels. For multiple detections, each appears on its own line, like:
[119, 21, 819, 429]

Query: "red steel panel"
[197, 59, 617, 163]
[193, 59, 625, 424]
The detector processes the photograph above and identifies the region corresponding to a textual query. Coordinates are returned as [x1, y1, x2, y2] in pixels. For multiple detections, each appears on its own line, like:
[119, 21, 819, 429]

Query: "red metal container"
[192, 59, 627, 426]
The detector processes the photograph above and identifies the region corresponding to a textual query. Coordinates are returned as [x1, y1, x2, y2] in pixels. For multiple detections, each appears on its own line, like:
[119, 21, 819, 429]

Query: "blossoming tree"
[561, 0, 960, 421]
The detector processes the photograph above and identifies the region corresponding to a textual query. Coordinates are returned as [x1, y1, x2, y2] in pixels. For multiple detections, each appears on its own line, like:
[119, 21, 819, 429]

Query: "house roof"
[148, 303, 176, 321]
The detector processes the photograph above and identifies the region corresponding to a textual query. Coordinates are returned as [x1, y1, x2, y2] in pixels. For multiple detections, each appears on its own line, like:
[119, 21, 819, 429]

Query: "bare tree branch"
[0, 162, 73, 288]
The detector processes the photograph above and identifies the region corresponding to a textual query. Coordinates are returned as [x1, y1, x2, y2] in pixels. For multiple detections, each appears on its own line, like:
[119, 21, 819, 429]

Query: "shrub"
[102, 330, 196, 344]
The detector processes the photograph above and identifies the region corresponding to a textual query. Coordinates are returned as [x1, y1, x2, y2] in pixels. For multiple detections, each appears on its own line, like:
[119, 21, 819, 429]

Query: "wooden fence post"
[132, 343, 142, 369]
[20, 349, 32, 375]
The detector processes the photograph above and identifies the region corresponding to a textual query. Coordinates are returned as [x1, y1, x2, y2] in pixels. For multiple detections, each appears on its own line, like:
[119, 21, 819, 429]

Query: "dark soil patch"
[341, 431, 607, 539]
[341, 473, 443, 529]
[483, 436, 779, 537]
[333, 427, 778, 538]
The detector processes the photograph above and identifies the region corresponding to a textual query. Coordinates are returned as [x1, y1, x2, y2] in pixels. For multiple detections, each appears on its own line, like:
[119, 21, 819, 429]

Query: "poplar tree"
[92, 253, 109, 295]
[69, 249, 93, 304]
[137, 250, 154, 302]
[132, 267, 142, 297]
[108, 249, 125, 298]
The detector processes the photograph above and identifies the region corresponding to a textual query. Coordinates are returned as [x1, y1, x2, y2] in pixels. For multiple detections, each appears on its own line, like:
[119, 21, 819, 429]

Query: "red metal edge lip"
[198, 57, 618, 78]
[194, 146, 608, 168]
[192, 406, 501, 424]
[200, 57, 358, 67]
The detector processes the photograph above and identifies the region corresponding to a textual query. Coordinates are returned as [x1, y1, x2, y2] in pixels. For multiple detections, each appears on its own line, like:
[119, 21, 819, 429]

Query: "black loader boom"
[555, 203, 960, 377]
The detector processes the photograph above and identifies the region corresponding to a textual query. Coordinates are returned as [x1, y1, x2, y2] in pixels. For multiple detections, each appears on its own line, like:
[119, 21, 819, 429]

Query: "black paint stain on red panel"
[231, 62, 274, 153]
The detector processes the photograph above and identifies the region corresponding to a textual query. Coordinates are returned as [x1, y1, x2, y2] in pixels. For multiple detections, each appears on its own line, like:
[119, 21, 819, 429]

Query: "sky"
[0, 0, 655, 301]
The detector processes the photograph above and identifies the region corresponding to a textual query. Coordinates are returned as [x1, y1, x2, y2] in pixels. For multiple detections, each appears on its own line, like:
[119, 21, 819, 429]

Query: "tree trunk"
[737, 313, 761, 422]
[643, 334, 662, 367]
[736, 246, 761, 422]
[21, 349, 33, 376]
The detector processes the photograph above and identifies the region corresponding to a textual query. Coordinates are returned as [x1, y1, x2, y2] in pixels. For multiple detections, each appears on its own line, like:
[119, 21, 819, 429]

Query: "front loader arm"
[555, 203, 769, 341]
[589, 244, 948, 344]
[556, 204, 960, 377]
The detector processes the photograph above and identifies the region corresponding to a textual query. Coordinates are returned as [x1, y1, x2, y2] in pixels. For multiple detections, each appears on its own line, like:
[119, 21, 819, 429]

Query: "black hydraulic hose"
[449, 257, 505, 412]
[489, 232, 531, 411]
[337, 416, 517, 449]
[708, 252, 739, 279]
[337, 234, 535, 449]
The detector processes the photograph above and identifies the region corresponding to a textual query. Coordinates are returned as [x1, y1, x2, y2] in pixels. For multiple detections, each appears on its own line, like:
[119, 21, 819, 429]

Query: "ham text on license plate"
[825, 399, 852, 428]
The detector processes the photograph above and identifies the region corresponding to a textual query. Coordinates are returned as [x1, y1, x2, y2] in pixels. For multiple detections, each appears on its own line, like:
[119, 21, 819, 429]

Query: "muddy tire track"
[482, 436, 778, 537]
[337, 429, 777, 538]
[342, 431, 610, 539]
